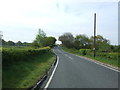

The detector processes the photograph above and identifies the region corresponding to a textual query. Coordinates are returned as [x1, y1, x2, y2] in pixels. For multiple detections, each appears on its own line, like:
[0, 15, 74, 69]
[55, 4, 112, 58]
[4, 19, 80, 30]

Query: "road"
[47, 46, 118, 88]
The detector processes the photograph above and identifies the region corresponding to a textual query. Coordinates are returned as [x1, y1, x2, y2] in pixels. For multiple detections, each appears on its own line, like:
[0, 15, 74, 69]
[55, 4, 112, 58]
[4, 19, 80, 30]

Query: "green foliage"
[63, 46, 119, 67]
[59, 32, 75, 48]
[90, 35, 110, 51]
[59, 33, 112, 52]
[32, 29, 56, 48]
[32, 40, 39, 48]
[75, 34, 91, 49]
[7, 41, 15, 46]
[22, 42, 31, 46]
[110, 45, 120, 52]
[16, 41, 23, 46]
[3, 48, 56, 88]
[97, 52, 119, 60]
[2, 39, 7, 46]
[33, 29, 46, 47]
[86, 49, 92, 55]
[43, 37, 56, 47]
[2, 39, 32, 47]
[79, 49, 92, 55]
[2, 46, 51, 66]
[79, 49, 86, 55]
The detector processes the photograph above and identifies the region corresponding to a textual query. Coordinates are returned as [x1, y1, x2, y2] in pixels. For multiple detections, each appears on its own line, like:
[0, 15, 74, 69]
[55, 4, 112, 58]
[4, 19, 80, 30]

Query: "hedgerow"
[79, 49, 92, 55]
[2, 46, 51, 66]
[79, 49, 119, 60]
[97, 52, 119, 60]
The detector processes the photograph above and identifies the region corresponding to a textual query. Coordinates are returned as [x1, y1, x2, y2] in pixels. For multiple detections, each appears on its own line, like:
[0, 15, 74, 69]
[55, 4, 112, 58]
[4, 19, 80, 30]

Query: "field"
[62, 47, 120, 67]
[2, 46, 56, 88]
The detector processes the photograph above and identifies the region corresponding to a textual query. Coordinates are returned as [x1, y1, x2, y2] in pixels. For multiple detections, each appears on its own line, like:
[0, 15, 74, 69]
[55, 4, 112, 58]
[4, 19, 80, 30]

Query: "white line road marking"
[44, 56, 59, 89]
[68, 56, 73, 60]
[64, 54, 73, 60]
[75, 55, 119, 72]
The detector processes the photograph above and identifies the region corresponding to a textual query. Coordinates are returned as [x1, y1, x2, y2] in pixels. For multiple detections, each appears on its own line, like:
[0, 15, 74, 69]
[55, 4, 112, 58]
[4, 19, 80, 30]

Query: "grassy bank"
[62, 47, 119, 68]
[2, 47, 56, 88]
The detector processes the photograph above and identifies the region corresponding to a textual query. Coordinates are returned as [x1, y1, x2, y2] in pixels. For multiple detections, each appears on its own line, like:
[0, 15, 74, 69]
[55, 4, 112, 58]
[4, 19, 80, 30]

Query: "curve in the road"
[45, 46, 118, 88]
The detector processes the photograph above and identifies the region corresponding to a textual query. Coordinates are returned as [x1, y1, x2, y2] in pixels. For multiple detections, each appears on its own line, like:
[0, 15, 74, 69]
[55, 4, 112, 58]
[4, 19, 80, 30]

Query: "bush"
[2, 46, 51, 66]
[106, 53, 119, 60]
[96, 52, 119, 60]
[79, 49, 86, 55]
[86, 49, 92, 55]
[79, 49, 92, 55]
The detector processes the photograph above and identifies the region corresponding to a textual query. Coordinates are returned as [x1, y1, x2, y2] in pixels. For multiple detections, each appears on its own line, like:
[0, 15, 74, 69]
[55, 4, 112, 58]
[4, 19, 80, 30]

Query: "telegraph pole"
[93, 13, 96, 57]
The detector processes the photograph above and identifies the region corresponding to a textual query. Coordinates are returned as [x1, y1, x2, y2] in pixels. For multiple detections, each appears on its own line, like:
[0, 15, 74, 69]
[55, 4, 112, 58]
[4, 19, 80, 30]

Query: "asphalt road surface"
[48, 46, 118, 88]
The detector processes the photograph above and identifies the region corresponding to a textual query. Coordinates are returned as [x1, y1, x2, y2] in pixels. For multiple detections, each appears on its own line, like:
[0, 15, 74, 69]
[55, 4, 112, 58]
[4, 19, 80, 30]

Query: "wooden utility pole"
[94, 13, 96, 57]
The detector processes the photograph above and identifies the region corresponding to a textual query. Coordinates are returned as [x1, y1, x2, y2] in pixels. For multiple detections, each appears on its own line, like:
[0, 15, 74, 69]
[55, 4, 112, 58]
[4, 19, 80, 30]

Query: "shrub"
[79, 49, 86, 55]
[2, 46, 51, 66]
[79, 49, 92, 55]
[96, 52, 119, 60]
[106, 53, 119, 60]
[86, 49, 92, 55]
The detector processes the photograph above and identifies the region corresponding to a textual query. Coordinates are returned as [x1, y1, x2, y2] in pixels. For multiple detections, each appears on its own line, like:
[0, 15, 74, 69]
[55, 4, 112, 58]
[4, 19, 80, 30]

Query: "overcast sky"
[0, 0, 119, 45]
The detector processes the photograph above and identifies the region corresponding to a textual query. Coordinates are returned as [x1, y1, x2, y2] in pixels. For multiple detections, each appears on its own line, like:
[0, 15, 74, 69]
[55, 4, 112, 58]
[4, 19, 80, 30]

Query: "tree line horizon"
[2, 29, 56, 48]
[1, 29, 119, 52]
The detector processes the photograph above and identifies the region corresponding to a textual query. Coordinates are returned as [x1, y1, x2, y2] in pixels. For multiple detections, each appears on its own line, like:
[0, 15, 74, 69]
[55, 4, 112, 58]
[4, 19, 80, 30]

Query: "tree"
[7, 41, 15, 46]
[33, 29, 46, 47]
[59, 32, 75, 48]
[16, 41, 23, 46]
[43, 37, 56, 47]
[23, 42, 31, 46]
[110, 45, 120, 52]
[90, 35, 110, 52]
[74, 34, 91, 49]
[2, 39, 7, 46]
[32, 40, 39, 48]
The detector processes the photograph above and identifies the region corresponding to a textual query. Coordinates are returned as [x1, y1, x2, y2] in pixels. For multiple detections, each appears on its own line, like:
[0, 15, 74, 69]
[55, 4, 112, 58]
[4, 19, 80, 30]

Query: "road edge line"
[31, 55, 58, 90]
[44, 56, 59, 89]
[75, 55, 120, 72]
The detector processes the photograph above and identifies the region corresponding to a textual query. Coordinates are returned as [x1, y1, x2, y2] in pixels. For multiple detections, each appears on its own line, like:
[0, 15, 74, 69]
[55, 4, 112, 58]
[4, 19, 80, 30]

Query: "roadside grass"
[62, 47, 119, 68]
[85, 55, 118, 67]
[3, 51, 56, 88]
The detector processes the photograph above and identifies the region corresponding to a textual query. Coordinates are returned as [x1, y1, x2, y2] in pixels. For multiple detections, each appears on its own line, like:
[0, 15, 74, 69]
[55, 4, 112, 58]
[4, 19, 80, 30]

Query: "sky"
[0, 0, 119, 45]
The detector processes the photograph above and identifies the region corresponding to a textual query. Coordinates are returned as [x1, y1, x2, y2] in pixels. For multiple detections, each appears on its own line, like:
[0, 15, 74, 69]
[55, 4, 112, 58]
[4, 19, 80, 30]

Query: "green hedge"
[79, 49, 92, 55]
[2, 46, 51, 66]
[97, 52, 119, 60]
[79, 49, 119, 60]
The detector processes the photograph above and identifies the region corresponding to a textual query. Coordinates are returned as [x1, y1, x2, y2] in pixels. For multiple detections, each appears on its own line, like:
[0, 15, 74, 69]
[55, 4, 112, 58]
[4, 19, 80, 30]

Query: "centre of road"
[64, 54, 73, 60]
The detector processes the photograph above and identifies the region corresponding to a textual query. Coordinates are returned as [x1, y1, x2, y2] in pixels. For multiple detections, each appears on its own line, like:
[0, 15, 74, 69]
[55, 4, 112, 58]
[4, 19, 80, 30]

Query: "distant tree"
[7, 41, 15, 46]
[2, 39, 7, 46]
[33, 28, 46, 47]
[16, 41, 23, 46]
[43, 37, 56, 47]
[32, 40, 39, 48]
[74, 34, 91, 49]
[23, 42, 31, 46]
[111, 45, 120, 52]
[59, 32, 75, 48]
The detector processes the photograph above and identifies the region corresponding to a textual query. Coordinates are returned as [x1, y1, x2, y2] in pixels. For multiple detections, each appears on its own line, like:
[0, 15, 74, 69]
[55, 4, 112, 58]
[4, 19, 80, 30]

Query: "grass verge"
[62, 47, 119, 68]
[3, 51, 56, 88]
